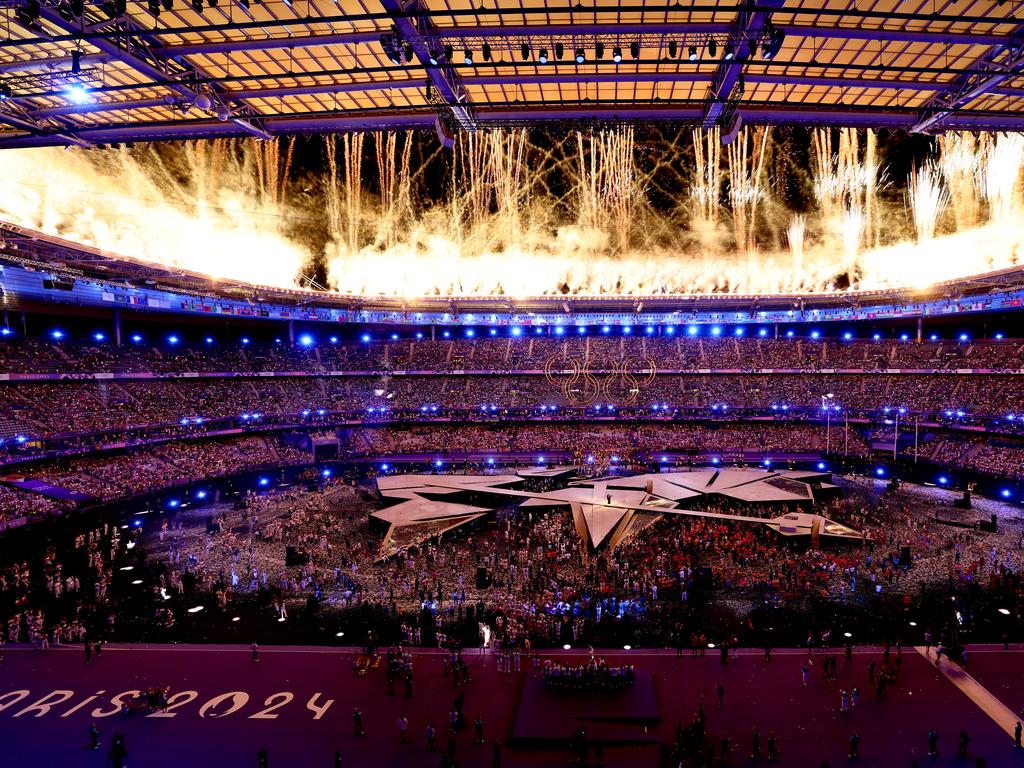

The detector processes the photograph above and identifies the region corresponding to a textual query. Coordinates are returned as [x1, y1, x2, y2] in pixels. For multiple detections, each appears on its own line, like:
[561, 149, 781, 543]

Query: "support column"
[113, 308, 122, 347]
[288, 320, 295, 346]
[916, 317, 922, 343]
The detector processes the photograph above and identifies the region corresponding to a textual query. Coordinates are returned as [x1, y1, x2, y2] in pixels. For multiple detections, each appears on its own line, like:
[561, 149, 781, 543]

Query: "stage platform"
[508, 671, 659, 746]
[1, 644, 1022, 767]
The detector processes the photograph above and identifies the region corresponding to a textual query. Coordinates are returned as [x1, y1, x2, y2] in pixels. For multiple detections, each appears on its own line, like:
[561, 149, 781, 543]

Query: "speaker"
[979, 514, 997, 533]
[285, 546, 308, 567]
[953, 490, 972, 509]
[475, 566, 491, 589]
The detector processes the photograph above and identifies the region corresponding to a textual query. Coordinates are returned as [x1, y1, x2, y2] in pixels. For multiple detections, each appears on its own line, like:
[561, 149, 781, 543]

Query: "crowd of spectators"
[0, 436, 310, 528]
[0, 335, 1020, 375]
[1, 373, 1023, 441]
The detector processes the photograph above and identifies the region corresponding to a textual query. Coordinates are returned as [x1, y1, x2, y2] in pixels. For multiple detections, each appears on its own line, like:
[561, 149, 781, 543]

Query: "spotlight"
[428, 48, 440, 66]
[444, 44, 453, 61]
[463, 49, 473, 65]
[630, 41, 639, 59]
[404, 44, 414, 62]
[724, 42, 734, 60]
[596, 42, 604, 59]
[191, 0, 202, 11]
[555, 43, 564, 59]
[668, 40, 677, 59]
[161, 0, 172, 7]
[538, 49, 549, 64]
[575, 48, 585, 63]
[708, 39, 717, 58]
[521, 43, 530, 61]
[688, 45, 697, 61]
[482, 43, 491, 62]
[147, 0, 160, 12]
[612, 46, 622, 63]
[0, 84, 11, 100]
[71, 50, 82, 74]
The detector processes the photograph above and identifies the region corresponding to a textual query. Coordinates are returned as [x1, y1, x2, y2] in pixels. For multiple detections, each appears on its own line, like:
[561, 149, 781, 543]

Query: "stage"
[1, 644, 1021, 767]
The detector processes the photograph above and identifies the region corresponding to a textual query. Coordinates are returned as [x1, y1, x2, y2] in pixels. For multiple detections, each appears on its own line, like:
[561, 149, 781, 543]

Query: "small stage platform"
[508, 671, 659, 746]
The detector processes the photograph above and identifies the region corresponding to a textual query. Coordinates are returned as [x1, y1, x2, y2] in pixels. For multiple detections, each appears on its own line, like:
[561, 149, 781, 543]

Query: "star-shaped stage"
[370, 468, 861, 559]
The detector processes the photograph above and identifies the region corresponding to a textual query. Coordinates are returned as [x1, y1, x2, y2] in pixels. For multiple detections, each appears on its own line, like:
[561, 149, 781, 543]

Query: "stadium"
[2, 1, 1024, 765]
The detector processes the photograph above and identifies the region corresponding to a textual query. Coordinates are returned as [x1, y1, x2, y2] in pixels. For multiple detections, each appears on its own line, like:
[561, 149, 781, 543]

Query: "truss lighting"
[16, 0, 40, 24]
[596, 42, 604, 59]
[688, 45, 698, 61]
[630, 41, 639, 59]
[190, 0, 202, 11]
[521, 43, 530, 61]
[444, 44, 453, 61]
[725, 42, 735, 60]
[0, 84, 10, 100]
[538, 49, 548, 64]
[404, 44, 414, 62]
[71, 50, 81, 74]
[63, 83, 92, 105]
[463, 48, 473, 65]
[482, 43, 491, 62]
[428, 48, 440, 66]
[612, 46, 622, 63]
[555, 42, 564, 60]
[162, 0, 172, 9]
[575, 48, 585, 63]
[147, 0, 160, 13]
[668, 41, 677, 59]
[708, 39, 717, 58]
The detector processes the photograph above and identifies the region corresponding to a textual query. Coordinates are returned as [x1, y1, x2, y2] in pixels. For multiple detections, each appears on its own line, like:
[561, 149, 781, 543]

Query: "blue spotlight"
[810, 330, 820, 340]
[710, 326, 722, 337]
[759, 328, 768, 337]
[875, 467, 886, 477]
[511, 326, 522, 337]
[298, 334, 314, 347]
[51, 330, 64, 340]
[131, 334, 143, 343]
[93, 332, 106, 342]
[167, 334, 179, 345]
[602, 325, 611, 334]
[687, 325, 699, 336]
[361, 333, 371, 343]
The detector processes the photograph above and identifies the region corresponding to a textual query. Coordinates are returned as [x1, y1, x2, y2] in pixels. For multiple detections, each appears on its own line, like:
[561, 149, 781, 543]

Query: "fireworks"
[908, 163, 950, 243]
[0, 127, 1021, 297]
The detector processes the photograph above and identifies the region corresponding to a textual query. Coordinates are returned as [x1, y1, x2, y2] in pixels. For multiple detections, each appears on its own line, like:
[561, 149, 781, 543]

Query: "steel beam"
[37, 7, 272, 140]
[911, 25, 1024, 133]
[703, 0, 784, 129]
[378, 0, 473, 131]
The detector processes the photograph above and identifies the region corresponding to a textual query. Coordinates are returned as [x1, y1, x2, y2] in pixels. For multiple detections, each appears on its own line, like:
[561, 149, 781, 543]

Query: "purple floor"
[1, 644, 1021, 767]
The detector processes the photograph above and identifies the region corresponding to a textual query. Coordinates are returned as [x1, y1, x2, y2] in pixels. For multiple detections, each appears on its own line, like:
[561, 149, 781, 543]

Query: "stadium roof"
[0, 0, 1022, 148]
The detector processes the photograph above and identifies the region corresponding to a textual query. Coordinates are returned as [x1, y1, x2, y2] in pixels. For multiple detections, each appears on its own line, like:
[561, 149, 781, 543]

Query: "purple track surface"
[1, 644, 1022, 767]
